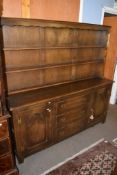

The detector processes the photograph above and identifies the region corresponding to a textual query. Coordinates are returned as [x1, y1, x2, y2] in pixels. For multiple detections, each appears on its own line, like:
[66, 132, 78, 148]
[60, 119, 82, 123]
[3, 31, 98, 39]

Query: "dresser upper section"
[0, 17, 111, 95]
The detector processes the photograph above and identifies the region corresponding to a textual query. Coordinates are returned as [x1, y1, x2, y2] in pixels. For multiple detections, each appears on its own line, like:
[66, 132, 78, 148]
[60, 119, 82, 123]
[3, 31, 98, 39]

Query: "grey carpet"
[17, 104, 117, 175]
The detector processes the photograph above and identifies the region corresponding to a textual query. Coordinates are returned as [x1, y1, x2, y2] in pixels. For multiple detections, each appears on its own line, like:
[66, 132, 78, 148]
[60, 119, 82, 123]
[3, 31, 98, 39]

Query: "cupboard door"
[12, 101, 53, 163]
[88, 87, 111, 126]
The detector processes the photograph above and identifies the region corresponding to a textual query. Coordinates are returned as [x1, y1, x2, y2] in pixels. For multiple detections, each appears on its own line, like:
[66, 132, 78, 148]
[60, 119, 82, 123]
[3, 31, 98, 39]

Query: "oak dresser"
[0, 17, 112, 163]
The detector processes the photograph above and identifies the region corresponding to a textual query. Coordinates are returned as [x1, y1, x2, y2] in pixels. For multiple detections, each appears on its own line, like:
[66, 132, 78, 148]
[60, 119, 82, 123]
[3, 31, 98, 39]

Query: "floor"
[18, 104, 117, 175]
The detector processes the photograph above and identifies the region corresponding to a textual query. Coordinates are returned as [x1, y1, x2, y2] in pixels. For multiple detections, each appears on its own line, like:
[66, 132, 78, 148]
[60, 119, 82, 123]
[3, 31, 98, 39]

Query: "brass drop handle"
[89, 108, 94, 120]
[0, 123, 2, 127]
[46, 108, 51, 113]
[89, 115, 94, 120]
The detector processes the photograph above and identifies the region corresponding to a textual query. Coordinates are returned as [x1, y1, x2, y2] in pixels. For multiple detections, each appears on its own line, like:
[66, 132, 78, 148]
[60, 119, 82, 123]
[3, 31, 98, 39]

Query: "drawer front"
[56, 107, 86, 128]
[0, 119, 9, 139]
[0, 139, 11, 157]
[0, 154, 14, 174]
[56, 93, 88, 114]
[56, 117, 86, 141]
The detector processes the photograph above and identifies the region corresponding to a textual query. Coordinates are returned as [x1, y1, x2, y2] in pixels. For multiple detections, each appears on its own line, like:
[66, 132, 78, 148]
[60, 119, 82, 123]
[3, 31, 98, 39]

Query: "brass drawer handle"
[0, 123, 2, 127]
[46, 108, 51, 112]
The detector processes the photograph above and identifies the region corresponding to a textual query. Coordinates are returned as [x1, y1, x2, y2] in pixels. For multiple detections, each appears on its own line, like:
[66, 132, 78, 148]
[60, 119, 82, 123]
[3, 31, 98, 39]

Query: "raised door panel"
[94, 87, 111, 116]
[12, 101, 53, 162]
[87, 87, 111, 126]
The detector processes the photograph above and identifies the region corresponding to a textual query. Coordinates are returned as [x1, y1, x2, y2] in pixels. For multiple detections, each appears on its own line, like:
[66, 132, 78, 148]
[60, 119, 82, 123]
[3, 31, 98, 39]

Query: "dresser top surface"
[8, 78, 112, 110]
[0, 17, 110, 31]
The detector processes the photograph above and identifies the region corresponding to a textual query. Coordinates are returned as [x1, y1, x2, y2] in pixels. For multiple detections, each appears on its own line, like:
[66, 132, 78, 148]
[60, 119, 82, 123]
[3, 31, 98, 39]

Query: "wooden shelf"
[6, 59, 104, 73]
[4, 45, 107, 51]
[8, 78, 112, 110]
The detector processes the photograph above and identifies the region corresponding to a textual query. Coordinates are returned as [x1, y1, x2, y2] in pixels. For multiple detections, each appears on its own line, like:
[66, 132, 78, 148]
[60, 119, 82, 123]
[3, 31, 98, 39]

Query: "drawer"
[56, 107, 86, 128]
[56, 117, 86, 141]
[0, 138, 11, 157]
[56, 94, 88, 114]
[0, 119, 9, 139]
[0, 154, 14, 174]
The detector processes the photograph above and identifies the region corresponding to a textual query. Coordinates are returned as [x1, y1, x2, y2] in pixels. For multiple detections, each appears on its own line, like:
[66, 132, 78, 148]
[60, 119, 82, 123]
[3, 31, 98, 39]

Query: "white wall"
[80, 0, 114, 24]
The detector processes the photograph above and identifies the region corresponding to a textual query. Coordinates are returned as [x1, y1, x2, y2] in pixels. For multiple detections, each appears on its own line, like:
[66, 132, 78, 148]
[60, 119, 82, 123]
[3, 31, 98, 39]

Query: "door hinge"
[18, 117, 21, 125]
